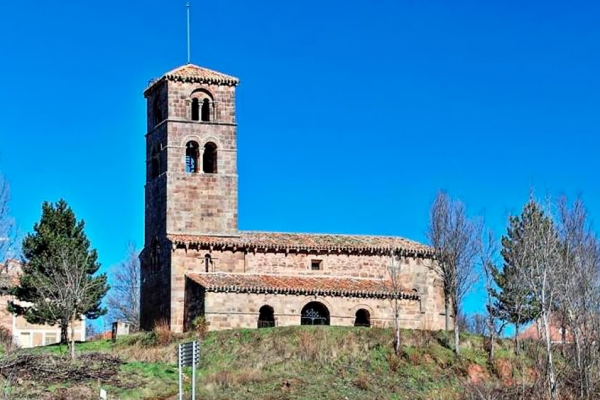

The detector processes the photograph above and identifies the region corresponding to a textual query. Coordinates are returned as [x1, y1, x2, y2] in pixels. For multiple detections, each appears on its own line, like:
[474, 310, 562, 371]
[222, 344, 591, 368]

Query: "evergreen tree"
[490, 200, 544, 350]
[9, 200, 109, 344]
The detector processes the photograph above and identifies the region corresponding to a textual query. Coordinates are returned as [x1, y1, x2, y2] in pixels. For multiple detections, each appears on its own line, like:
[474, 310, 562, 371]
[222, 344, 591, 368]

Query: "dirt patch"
[0, 352, 122, 385]
[494, 358, 513, 386]
[467, 363, 488, 384]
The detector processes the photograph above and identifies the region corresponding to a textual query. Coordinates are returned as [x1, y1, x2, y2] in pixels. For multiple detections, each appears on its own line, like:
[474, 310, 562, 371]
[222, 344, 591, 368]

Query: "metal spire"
[186, 2, 191, 64]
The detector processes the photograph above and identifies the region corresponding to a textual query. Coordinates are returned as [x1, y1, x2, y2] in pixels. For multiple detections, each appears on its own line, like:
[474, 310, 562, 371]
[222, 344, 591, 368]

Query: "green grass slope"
[1, 326, 525, 400]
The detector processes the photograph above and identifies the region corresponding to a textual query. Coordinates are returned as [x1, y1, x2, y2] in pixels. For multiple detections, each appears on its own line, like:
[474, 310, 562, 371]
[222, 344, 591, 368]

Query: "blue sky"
[1, 0, 599, 318]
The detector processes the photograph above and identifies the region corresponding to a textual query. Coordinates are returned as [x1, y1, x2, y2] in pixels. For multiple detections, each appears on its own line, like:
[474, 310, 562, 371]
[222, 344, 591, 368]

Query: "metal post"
[186, 2, 191, 64]
[192, 342, 197, 400]
[178, 345, 183, 400]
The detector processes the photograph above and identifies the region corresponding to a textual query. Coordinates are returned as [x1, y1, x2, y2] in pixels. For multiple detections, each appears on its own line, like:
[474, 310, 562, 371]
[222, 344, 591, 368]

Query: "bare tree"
[515, 197, 560, 399]
[556, 196, 600, 399]
[28, 249, 108, 359]
[106, 243, 140, 332]
[386, 251, 404, 356]
[427, 191, 480, 355]
[480, 229, 506, 363]
[0, 173, 15, 265]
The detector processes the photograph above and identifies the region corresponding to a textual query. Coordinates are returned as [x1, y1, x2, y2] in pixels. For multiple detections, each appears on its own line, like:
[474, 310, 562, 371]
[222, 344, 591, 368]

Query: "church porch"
[183, 273, 430, 332]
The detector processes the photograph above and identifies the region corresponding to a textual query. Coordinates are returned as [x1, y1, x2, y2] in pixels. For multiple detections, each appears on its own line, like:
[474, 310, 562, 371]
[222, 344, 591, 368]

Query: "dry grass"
[115, 340, 175, 364]
[152, 319, 173, 346]
[205, 368, 264, 389]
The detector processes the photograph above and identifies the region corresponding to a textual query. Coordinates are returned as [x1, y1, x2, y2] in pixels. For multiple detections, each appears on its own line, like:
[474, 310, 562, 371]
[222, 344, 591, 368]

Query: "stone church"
[139, 63, 447, 332]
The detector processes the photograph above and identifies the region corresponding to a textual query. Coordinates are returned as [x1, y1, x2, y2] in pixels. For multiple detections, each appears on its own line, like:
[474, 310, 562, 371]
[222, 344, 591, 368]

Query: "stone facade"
[0, 260, 85, 348]
[139, 64, 449, 333]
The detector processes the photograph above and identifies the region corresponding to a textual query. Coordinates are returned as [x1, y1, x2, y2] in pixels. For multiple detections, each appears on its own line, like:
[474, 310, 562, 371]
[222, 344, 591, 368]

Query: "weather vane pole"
[186, 2, 191, 64]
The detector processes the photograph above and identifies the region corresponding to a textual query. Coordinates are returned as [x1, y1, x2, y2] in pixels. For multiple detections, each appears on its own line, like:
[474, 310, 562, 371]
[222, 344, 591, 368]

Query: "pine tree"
[9, 199, 109, 345]
[490, 200, 544, 351]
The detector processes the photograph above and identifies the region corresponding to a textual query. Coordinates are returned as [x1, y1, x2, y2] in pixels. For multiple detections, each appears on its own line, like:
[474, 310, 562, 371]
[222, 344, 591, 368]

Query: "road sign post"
[178, 341, 201, 400]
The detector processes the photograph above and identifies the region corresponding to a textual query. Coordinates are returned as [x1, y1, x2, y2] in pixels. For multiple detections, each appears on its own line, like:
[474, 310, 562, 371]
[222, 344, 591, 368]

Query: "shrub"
[140, 319, 173, 347]
[191, 316, 209, 339]
[352, 372, 371, 391]
[0, 326, 15, 353]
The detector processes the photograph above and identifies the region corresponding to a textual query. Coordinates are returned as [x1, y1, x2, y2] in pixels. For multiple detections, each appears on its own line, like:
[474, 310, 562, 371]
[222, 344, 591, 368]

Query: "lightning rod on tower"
[186, 2, 191, 64]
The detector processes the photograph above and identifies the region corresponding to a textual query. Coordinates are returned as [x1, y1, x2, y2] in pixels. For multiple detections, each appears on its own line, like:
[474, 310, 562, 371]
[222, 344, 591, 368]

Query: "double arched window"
[191, 90, 213, 122]
[185, 141, 218, 174]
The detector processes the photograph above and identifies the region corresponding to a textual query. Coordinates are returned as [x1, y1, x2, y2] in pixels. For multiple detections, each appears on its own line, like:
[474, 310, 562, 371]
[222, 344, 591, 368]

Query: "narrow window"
[150, 146, 160, 179]
[201, 98, 211, 121]
[204, 254, 212, 273]
[151, 238, 161, 272]
[203, 142, 217, 174]
[186, 141, 200, 173]
[153, 97, 163, 126]
[311, 260, 322, 271]
[191, 98, 200, 121]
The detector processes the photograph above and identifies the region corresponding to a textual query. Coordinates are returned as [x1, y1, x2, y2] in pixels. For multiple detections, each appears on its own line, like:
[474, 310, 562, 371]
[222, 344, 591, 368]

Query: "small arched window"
[204, 254, 212, 273]
[153, 96, 163, 126]
[191, 98, 200, 121]
[203, 142, 217, 174]
[258, 305, 275, 328]
[201, 98, 211, 122]
[354, 309, 371, 328]
[186, 141, 200, 173]
[150, 146, 160, 179]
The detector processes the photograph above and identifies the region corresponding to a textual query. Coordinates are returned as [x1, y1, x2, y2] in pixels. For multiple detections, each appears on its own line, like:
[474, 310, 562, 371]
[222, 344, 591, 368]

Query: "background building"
[0, 259, 85, 348]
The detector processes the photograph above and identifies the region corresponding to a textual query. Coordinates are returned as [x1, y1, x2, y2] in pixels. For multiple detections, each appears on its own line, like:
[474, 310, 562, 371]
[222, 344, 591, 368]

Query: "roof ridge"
[189, 271, 387, 281]
[240, 230, 422, 241]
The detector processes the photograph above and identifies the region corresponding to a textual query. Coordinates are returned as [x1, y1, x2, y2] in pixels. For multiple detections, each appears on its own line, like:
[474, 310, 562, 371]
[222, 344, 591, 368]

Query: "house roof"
[168, 231, 433, 256]
[147, 64, 239, 91]
[186, 273, 420, 300]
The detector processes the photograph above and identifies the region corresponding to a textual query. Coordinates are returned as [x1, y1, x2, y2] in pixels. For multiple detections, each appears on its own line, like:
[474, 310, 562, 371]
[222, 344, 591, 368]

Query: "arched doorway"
[300, 302, 330, 326]
[258, 305, 275, 328]
[354, 309, 371, 327]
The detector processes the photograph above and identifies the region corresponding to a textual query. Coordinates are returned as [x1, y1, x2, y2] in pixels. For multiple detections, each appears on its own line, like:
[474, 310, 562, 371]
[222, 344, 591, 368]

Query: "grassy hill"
[0, 326, 530, 399]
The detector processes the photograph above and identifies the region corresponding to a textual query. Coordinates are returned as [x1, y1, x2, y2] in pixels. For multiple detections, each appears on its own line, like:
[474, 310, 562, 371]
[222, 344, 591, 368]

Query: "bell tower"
[140, 64, 239, 330]
[144, 64, 239, 241]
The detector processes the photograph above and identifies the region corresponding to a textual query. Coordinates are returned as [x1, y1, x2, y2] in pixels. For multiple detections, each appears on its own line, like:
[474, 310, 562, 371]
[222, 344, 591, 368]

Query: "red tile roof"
[186, 273, 419, 300]
[168, 231, 433, 255]
[150, 63, 239, 88]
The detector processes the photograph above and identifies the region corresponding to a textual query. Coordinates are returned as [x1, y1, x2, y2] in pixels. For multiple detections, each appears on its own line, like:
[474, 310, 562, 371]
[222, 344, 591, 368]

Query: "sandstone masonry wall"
[197, 291, 443, 331]
[170, 247, 448, 332]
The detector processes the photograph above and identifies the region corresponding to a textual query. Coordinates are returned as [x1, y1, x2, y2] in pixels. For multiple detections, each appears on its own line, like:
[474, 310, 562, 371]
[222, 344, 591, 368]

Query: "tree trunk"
[541, 312, 556, 400]
[444, 300, 450, 331]
[454, 317, 460, 355]
[489, 330, 495, 363]
[393, 298, 401, 356]
[573, 330, 583, 399]
[70, 312, 76, 360]
[514, 322, 520, 355]
[60, 320, 69, 345]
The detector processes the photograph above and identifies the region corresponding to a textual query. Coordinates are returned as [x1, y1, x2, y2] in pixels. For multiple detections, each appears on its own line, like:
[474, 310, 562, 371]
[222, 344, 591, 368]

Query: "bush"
[140, 319, 174, 347]
[191, 316, 209, 339]
[0, 326, 15, 353]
